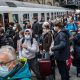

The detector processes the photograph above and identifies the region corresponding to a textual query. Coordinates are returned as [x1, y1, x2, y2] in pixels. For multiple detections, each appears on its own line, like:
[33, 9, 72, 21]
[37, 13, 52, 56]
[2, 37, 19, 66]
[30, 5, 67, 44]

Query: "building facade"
[63, 0, 80, 5]
[61, 0, 80, 9]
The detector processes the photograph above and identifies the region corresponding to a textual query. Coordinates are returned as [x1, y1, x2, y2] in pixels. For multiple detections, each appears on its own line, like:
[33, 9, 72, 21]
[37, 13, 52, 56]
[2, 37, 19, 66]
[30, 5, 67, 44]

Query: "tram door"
[3, 13, 9, 31]
[0, 14, 3, 27]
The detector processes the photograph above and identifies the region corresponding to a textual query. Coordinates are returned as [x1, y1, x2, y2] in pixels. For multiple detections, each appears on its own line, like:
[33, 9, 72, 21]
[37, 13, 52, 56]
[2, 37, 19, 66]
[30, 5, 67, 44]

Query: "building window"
[41, 13, 45, 21]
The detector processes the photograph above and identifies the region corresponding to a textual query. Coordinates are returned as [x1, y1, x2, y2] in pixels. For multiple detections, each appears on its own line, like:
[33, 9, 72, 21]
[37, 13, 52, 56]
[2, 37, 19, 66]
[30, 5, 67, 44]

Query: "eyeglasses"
[0, 59, 16, 66]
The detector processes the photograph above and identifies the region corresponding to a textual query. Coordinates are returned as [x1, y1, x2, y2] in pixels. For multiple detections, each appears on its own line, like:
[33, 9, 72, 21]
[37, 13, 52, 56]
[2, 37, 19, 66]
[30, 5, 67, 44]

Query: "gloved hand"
[18, 57, 27, 64]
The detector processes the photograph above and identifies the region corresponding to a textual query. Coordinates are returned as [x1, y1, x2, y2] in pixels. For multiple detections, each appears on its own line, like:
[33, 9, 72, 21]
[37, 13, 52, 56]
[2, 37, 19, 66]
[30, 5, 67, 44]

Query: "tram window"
[55, 12, 56, 15]
[4, 13, 9, 31]
[41, 13, 45, 22]
[57, 12, 58, 16]
[51, 12, 53, 20]
[62, 12, 64, 15]
[13, 14, 19, 23]
[23, 14, 29, 24]
[33, 13, 38, 19]
[61, 12, 62, 15]
[58, 12, 60, 15]
[0, 14, 3, 27]
[47, 13, 50, 21]
[54, 12, 56, 19]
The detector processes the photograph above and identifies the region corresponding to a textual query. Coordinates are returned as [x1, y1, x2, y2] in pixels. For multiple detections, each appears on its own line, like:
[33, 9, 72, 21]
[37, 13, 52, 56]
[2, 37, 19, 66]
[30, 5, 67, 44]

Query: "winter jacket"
[0, 34, 14, 47]
[0, 62, 31, 80]
[19, 38, 39, 59]
[73, 33, 80, 58]
[65, 23, 78, 35]
[51, 29, 70, 61]
[32, 21, 41, 35]
[43, 31, 52, 52]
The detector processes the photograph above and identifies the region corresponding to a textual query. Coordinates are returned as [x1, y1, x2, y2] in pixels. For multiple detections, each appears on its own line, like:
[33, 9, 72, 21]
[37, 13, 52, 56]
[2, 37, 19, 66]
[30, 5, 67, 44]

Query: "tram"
[0, 0, 73, 28]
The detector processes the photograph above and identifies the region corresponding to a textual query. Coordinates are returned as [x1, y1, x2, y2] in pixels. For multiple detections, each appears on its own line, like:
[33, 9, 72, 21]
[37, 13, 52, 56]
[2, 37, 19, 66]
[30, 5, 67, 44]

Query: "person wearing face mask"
[6, 22, 15, 39]
[51, 21, 70, 80]
[65, 19, 78, 36]
[17, 30, 24, 53]
[32, 17, 42, 42]
[42, 22, 52, 59]
[0, 45, 31, 80]
[19, 29, 41, 80]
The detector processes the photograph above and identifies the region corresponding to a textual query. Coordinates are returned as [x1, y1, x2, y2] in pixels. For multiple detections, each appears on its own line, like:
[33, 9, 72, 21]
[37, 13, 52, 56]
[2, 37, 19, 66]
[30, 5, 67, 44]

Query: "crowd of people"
[0, 13, 80, 80]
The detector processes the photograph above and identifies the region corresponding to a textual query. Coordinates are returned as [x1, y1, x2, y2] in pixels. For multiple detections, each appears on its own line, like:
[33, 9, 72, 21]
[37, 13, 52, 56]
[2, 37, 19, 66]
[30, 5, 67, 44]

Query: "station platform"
[31, 65, 80, 80]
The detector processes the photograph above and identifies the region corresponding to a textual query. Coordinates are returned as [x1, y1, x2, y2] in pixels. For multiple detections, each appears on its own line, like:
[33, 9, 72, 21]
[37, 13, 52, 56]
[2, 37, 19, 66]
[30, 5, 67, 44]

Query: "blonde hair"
[42, 22, 50, 29]
[0, 45, 17, 60]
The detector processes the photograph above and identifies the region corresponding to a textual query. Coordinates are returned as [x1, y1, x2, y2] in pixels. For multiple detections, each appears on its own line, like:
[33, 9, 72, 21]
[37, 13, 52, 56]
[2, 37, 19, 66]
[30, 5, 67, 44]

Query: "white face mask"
[0, 66, 9, 77]
[13, 27, 16, 30]
[25, 35, 31, 40]
[53, 27, 58, 32]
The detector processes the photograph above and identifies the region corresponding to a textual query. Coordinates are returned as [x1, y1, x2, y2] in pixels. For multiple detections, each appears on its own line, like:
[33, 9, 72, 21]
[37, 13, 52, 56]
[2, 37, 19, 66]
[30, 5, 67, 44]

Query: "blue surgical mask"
[0, 66, 9, 77]
[25, 35, 31, 40]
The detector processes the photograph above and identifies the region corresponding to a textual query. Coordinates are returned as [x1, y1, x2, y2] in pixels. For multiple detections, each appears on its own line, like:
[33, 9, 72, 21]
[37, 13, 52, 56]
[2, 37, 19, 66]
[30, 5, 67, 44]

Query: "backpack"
[1, 35, 14, 47]
[66, 23, 78, 31]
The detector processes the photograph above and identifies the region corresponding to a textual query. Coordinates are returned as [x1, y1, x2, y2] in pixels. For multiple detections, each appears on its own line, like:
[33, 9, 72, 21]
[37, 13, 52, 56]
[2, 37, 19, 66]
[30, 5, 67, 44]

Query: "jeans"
[56, 60, 69, 80]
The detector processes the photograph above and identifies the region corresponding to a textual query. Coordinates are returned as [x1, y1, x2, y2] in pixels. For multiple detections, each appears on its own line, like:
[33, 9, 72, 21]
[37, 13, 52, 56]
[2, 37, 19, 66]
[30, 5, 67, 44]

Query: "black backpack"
[0, 33, 14, 47]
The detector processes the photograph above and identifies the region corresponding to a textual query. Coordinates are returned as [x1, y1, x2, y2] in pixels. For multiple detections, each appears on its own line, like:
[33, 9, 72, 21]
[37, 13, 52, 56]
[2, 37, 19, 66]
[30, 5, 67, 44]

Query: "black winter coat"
[32, 21, 42, 35]
[51, 29, 70, 61]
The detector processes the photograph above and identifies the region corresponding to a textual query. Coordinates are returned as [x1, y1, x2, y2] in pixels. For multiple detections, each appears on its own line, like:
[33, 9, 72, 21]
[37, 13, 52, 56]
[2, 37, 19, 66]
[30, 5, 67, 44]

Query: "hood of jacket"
[60, 28, 70, 38]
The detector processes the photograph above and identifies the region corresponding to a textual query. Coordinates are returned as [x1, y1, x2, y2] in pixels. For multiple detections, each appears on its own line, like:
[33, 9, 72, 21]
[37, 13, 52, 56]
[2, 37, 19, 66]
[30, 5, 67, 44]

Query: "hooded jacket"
[0, 62, 31, 80]
[51, 28, 70, 61]
[19, 29, 39, 59]
[65, 23, 77, 35]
